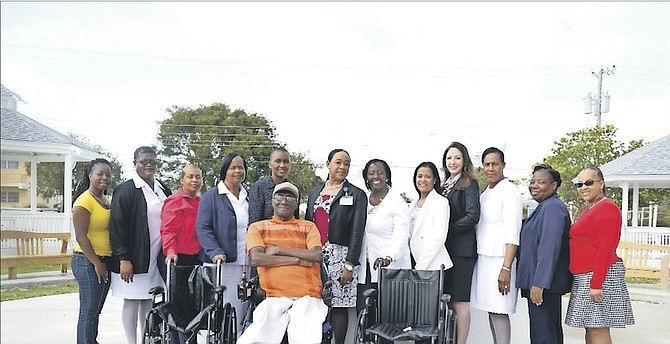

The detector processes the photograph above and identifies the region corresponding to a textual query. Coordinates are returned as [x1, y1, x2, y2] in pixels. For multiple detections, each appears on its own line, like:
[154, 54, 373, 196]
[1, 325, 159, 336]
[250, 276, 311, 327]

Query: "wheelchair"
[238, 262, 333, 344]
[144, 260, 237, 344]
[354, 265, 456, 344]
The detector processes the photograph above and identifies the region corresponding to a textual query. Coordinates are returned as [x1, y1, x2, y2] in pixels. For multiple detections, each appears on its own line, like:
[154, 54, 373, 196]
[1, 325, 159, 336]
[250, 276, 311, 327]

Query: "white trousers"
[237, 296, 328, 344]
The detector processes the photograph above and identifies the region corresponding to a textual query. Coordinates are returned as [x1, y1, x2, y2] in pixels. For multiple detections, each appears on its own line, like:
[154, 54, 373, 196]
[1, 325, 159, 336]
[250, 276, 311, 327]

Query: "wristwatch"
[344, 262, 354, 272]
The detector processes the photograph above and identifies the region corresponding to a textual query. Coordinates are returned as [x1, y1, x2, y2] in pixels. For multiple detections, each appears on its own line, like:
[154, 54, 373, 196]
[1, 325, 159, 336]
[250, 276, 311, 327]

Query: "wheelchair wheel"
[354, 309, 369, 344]
[143, 310, 167, 344]
[219, 303, 237, 344]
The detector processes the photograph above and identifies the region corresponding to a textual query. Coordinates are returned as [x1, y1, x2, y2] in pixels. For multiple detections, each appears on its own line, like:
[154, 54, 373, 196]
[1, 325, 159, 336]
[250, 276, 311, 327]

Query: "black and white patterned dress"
[565, 260, 635, 328]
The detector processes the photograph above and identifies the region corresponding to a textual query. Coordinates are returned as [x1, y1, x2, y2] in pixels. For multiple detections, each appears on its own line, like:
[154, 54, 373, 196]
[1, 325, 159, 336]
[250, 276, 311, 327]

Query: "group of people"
[70, 143, 635, 344]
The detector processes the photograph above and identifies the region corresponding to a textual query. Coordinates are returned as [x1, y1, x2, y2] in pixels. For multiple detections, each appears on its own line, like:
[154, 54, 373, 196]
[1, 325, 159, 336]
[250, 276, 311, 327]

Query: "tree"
[155, 103, 320, 195]
[26, 134, 125, 205]
[286, 151, 323, 203]
[156, 103, 278, 190]
[538, 125, 645, 218]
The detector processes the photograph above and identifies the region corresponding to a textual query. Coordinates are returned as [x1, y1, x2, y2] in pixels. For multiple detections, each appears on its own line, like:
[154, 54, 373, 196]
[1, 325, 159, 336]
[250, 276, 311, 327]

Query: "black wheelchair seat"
[355, 265, 456, 344]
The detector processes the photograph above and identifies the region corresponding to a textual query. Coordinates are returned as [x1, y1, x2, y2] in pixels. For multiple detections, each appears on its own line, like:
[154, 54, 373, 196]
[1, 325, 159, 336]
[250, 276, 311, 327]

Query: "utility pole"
[583, 65, 616, 126]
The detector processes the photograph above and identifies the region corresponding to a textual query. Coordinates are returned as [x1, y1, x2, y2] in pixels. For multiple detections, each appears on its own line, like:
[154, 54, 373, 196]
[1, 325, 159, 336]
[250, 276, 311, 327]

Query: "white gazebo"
[599, 134, 670, 245]
[1, 84, 103, 235]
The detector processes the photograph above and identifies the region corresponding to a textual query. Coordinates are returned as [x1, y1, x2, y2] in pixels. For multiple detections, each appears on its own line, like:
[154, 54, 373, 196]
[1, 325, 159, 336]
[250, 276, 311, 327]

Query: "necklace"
[417, 198, 426, 208]
[324, 180, 345, 189]
[368, 193, 385, 214]
[369, 196, 384, 206]
[585, 195, 605, 210]
[369, 189, 387, 206]
[88, 190, 110, 209]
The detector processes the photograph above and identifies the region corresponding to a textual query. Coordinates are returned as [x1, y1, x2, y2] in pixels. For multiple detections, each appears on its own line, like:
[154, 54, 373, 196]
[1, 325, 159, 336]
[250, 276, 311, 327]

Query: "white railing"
[626, 205, 659, 227]
[621, 226, 670, 246]
[621, 226, 670, 263]
[1, 210, 74, 251]
[0, 210, 71, 232]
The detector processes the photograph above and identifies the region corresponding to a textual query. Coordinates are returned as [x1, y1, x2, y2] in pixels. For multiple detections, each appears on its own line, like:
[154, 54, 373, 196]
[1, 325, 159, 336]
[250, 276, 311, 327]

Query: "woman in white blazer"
[357, 159, 411, 312]
[408, 162, 453, 271]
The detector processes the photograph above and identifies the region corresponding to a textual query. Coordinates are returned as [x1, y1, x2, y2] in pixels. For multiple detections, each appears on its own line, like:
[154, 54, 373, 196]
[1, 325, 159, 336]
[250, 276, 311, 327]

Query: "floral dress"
[314, 193, 358, 308]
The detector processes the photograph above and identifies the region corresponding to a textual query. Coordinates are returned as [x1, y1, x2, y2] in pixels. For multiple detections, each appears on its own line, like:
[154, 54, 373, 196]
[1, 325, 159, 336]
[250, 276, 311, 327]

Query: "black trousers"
[524, 290, 564, 344]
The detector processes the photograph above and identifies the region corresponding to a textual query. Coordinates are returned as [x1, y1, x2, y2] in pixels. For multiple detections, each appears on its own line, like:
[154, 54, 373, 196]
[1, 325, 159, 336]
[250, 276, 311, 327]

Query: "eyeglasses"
[574, 179, 601, 188]
[273, 194, 298, 203]
[136, 159, 160, 167]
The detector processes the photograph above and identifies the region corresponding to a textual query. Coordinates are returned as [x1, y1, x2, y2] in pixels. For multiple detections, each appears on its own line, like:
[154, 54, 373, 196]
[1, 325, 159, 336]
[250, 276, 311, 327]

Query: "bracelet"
[501, 266, 511, 272]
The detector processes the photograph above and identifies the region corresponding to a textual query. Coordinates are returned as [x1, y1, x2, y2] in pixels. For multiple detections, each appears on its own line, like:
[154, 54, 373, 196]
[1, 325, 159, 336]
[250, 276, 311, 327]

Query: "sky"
[2, 2, 669, 197]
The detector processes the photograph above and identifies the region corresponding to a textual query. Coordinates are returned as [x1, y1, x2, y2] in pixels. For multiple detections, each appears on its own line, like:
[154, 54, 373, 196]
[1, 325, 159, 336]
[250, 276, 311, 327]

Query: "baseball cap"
[273, 182, 299, 198]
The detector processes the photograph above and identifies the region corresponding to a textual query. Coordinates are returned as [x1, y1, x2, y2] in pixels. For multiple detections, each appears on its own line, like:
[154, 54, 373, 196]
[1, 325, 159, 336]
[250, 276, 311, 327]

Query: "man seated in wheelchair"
[238, 182, 328, 344]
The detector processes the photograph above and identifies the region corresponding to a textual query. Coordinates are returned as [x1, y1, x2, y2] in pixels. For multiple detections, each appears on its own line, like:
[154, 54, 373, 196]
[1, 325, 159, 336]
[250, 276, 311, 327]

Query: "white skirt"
[470, 255, 518, 314]
[110, 231, 164, 300]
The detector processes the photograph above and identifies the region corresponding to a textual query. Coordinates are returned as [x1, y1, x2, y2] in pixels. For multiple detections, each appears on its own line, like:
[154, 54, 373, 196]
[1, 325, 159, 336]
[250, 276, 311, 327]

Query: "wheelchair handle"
[166, 259, 174, 303]
[216, 258, 223, 287]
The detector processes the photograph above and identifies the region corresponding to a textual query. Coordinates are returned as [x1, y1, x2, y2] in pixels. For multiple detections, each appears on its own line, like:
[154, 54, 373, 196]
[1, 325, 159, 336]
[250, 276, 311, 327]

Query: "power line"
[3, 44, 593, 78]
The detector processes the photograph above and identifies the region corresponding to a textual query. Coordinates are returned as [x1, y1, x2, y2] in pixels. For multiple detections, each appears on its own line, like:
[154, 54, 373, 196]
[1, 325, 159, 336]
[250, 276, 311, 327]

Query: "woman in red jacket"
[565, 166, 634, 343]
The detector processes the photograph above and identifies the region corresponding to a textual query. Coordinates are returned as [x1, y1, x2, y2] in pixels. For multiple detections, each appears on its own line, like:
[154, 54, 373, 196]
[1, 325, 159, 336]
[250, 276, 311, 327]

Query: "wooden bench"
[617, 241, 670, 291]
[0, 230, 72, 280]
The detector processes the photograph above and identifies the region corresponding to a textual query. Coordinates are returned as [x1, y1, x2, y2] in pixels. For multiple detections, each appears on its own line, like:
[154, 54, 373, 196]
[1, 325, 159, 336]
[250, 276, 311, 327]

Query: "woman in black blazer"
[305, 148, 367, 344]
[441, 142, 481, 344]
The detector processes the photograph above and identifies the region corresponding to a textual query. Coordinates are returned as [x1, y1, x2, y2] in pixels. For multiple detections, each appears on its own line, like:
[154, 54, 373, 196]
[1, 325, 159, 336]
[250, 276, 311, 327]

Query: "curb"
[627, 284, 670, 304]
[0, 271, 76, 290]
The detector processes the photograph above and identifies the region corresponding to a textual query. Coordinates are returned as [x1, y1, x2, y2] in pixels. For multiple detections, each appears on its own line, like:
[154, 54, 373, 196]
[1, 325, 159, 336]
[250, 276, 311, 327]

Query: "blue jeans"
[72, 252, 111, 344]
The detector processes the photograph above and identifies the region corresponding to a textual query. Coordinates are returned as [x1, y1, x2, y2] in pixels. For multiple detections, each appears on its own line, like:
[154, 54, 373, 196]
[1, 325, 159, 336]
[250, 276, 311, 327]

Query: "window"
[1, 160, 19, 169]
[1, 192, 20, 203]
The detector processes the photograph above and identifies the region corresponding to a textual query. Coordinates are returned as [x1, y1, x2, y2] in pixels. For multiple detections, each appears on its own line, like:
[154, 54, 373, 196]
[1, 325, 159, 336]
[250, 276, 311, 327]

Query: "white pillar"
[64, 155, 75, 234]
[621, 182, 629, 227]
[30, 156, 37, 212]
[632, 183, 640, 227]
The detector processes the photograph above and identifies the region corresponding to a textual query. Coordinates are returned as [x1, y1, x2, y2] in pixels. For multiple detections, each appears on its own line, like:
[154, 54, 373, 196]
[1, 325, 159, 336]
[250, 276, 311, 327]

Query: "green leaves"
[538, 125, 656, 220]
[155, 102, 321, 196]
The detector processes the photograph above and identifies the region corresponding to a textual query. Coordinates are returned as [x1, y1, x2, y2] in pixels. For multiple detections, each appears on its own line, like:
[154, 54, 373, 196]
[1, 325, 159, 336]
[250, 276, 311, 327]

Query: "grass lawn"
[0, 264, 662, 302]
[1, 263, 77, 302]
[0, 263, 67, 275]
[1, 282, 78, 302]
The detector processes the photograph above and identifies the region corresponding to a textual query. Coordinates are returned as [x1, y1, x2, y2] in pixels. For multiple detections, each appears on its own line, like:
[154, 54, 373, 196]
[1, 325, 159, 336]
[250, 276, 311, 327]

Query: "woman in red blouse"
[160, 164, 204, 267]
[565, 167, 634, 343]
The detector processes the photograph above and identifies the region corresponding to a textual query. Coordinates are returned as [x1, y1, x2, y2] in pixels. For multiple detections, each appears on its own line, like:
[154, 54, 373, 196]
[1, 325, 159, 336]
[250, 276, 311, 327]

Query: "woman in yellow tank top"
[71, 158, 113, 344]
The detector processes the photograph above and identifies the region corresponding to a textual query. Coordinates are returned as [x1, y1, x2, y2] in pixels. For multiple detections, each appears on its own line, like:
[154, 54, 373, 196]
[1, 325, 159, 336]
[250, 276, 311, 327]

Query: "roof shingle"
[1, 107, 97, 151]
[600, 134, 670, 177]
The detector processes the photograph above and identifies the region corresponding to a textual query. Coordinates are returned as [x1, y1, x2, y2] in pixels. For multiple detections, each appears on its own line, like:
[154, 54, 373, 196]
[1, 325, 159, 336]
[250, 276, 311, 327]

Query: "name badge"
[340, 195, 354, 206]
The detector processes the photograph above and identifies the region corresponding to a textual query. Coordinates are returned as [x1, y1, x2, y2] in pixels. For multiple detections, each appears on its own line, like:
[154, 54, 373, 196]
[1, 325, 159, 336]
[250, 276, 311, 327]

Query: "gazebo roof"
[600, 134, 670, 189]
[1, 107, 101, 161]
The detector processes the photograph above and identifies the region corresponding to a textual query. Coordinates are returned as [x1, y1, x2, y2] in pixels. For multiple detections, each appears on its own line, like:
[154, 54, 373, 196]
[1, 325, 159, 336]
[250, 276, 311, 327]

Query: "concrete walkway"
[1, 272, 669, 343]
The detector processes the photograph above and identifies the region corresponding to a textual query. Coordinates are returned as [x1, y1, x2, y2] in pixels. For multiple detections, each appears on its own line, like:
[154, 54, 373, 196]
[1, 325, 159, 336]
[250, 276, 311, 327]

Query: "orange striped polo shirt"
[247, 217, 322, 298]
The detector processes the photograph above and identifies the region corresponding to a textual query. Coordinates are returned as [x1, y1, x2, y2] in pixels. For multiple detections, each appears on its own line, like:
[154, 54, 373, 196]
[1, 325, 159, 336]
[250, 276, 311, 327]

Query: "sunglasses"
[574, 179, 601, 188]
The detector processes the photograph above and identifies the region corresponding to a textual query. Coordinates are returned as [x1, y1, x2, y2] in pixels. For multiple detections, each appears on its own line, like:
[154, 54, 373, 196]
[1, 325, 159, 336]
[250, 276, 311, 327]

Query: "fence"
[1, 210, 72, 251]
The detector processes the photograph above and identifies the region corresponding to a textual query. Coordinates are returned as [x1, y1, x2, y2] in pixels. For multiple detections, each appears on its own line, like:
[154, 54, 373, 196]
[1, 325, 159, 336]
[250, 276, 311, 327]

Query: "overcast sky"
[2, 2, 668, 196]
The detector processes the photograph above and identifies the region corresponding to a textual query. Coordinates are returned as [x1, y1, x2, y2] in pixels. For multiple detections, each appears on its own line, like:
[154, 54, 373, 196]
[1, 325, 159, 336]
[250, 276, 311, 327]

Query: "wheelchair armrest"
[149, 286, 164, 296]
[363, 288, 378, 299]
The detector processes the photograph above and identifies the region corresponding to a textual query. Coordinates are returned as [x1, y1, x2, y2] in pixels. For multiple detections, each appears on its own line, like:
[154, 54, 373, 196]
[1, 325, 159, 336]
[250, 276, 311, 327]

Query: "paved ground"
[1, 272, 669, 343]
